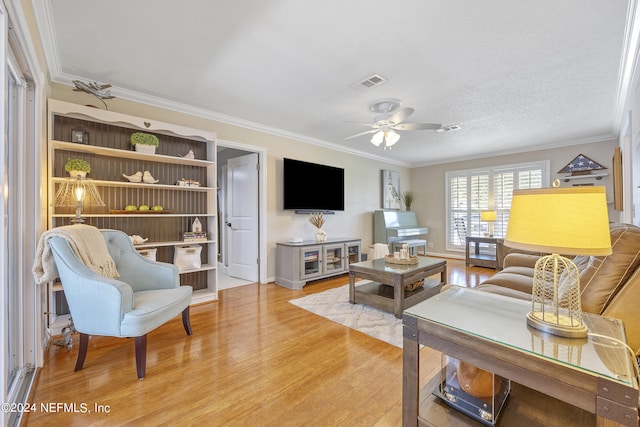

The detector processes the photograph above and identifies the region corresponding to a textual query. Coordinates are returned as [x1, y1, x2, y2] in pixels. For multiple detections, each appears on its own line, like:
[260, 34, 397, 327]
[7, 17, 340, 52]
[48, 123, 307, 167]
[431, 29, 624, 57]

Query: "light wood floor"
[24, 258, 493, 426]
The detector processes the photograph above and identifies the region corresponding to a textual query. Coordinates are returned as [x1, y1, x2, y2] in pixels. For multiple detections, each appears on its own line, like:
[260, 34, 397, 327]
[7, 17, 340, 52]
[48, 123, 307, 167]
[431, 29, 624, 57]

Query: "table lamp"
[504, 187, 611, 338]
[481, 210, 497, 237]
[53, 176, 105, 224]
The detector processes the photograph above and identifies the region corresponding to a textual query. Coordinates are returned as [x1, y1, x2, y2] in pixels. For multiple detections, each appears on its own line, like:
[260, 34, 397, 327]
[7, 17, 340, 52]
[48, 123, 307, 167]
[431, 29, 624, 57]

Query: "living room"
[3, 1, 640, 426]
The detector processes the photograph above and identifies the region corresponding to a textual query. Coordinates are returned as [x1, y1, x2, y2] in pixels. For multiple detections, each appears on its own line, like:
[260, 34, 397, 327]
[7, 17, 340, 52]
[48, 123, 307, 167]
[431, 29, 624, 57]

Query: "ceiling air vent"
[352, 74, 387, 90]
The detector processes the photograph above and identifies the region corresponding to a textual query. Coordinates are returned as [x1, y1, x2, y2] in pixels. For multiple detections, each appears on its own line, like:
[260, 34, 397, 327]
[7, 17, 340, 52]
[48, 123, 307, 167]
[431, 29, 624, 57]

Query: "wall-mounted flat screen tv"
[283, 158, 344, 211]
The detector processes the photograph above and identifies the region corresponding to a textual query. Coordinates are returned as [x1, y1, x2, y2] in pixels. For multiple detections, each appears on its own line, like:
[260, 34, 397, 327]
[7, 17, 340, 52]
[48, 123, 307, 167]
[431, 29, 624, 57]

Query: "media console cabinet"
[275, 238, 361, 289]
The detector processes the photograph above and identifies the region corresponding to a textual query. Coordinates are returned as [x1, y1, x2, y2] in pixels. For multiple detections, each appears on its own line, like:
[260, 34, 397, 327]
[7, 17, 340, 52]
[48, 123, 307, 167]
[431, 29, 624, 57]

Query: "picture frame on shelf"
[70, 126, 89, 144]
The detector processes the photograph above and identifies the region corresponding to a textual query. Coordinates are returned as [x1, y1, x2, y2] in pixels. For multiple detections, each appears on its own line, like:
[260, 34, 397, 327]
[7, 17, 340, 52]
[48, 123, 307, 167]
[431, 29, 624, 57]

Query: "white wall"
[410, 139, 618, 257]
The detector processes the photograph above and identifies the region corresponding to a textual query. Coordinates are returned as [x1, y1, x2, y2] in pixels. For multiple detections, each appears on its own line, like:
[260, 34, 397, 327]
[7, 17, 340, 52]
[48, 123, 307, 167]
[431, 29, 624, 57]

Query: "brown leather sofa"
[477, 222, 640, 356]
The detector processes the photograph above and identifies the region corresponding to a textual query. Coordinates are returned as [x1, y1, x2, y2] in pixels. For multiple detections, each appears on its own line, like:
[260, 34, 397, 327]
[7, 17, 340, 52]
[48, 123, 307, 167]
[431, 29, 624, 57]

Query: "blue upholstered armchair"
[48, 229, 193, 379]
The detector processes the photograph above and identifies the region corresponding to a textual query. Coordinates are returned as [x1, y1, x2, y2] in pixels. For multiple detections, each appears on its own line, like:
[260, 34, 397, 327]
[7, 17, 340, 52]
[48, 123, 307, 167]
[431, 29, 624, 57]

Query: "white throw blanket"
[32, 224, 119, 285]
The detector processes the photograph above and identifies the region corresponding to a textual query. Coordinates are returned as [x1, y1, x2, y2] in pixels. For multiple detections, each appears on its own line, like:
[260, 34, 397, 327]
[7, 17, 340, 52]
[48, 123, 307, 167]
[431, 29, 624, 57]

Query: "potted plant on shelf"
[402, 191, 414, 211]
[130, 132, 159, 154]
[64, 158, 91, 178]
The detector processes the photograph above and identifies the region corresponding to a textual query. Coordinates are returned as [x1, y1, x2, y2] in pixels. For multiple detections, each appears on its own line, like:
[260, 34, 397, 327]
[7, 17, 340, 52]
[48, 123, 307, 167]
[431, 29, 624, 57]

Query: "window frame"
[445, 160, 550, 252]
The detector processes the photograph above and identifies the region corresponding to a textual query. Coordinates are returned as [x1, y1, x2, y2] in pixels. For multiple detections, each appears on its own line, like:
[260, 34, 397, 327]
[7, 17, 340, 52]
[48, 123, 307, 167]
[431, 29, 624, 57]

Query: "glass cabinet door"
[323, 244, 344, 274]
[301, 246, 322, 280]
[346, 242, 361, 264]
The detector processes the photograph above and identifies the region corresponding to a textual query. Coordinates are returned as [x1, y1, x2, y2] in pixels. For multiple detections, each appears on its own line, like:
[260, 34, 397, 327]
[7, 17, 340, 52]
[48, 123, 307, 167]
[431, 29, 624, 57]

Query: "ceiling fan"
[345, 99, 443, 149]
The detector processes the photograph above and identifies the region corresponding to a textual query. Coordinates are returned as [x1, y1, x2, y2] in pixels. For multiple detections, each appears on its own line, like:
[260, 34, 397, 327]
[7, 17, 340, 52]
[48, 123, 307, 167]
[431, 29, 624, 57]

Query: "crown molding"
[410, 132, 618, 168]
[614, 0, 640, 130]
[30, 1, 61, 80]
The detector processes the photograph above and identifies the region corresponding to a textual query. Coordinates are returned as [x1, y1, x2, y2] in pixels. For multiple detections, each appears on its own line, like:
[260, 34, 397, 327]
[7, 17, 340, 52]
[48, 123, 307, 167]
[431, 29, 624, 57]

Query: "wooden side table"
[402, 287, 639, 426]
[465, 236, 498, 269]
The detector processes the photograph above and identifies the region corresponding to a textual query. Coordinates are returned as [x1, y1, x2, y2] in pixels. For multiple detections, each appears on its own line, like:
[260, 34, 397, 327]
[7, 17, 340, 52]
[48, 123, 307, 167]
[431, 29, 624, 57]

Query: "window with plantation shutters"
[446, 161, 549, 250]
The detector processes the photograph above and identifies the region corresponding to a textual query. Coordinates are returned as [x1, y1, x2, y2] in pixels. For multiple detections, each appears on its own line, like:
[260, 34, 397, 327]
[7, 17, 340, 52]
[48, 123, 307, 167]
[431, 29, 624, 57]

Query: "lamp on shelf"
[480, 210, 497, 237]
[504, 186, 611, 338]
[370, 128, 400, 149]
[53, 175, 105, 224]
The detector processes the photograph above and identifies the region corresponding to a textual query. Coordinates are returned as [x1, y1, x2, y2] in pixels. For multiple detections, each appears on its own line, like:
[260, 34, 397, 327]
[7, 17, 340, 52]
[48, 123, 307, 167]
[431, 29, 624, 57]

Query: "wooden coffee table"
[348, 257, 446, 318]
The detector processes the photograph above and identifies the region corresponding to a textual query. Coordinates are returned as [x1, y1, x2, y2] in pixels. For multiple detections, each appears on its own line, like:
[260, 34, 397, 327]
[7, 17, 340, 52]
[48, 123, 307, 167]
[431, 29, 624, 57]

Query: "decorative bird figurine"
[143, 171, 159, 184]
[129, 235, 148, 245]
[182, 149, 195, 159]
[123, 171, 143, 182]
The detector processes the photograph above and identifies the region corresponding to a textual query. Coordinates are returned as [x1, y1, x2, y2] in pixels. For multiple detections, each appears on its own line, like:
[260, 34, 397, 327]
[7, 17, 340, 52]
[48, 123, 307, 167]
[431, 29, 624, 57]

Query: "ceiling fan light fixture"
[385, 130, 400, 147]
[370, 130, 384, 146]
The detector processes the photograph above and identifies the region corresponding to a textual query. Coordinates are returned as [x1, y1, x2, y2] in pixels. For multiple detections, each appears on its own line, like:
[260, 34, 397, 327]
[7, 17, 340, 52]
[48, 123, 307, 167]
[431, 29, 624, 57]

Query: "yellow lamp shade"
[504, 187, 611, 256]
[481, 210, 497, 222]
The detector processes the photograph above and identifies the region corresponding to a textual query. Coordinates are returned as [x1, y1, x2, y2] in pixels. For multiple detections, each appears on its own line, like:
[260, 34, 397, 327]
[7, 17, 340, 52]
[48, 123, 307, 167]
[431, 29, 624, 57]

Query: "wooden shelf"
[560, 172, 608, 182]
[50, 99, 214, 142]
[52, 177, 216, 192]
[51, 213, 215, 218]
[177, 263, 217, 274]
[134, 240, 215, 249]
[52, 140, 214, 167]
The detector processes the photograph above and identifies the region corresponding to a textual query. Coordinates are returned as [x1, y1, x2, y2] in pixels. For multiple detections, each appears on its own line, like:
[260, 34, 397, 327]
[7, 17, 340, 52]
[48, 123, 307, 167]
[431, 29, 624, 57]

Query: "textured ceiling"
[33, 1, 633, 166]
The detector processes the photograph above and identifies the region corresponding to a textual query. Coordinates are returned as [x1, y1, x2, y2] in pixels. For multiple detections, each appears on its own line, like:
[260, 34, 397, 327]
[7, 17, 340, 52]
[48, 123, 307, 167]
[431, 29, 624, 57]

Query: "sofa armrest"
[601, 266, 640, 357]
[503, 253, 540, 269]
[496, 239, 543, 269]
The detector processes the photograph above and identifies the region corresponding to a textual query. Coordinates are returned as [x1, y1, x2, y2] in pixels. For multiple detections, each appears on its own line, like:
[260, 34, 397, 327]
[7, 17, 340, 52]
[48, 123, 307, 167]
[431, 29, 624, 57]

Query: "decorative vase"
[68, 170, 87, 178]
[314, 228, 327, 242]
[135, 144, 156, 154]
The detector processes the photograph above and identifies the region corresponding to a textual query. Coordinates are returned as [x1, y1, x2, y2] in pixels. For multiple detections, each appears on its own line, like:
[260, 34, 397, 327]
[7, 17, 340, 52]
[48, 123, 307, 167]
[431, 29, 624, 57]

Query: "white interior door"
[227, 153, 259, 281]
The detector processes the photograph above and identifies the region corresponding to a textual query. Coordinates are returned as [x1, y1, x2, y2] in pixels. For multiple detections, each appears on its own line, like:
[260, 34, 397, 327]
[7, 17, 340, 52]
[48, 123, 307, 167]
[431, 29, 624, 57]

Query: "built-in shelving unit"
[46, 99, 218, 334]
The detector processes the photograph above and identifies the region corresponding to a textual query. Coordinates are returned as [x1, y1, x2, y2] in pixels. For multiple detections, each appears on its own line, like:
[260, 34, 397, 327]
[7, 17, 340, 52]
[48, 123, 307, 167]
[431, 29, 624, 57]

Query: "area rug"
[289, 282, 403, 348]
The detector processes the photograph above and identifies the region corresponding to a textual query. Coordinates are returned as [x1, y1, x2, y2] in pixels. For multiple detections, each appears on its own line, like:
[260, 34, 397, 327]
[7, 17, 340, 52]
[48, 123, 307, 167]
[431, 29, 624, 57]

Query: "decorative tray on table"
[385, 254, 418, 265]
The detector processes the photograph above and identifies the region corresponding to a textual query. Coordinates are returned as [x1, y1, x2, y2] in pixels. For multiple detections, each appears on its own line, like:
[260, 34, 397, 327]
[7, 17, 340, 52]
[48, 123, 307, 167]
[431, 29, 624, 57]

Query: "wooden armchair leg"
[182, 306, 192, 335]
[135, 335, 147, 380]
[74, 333, 89, 371]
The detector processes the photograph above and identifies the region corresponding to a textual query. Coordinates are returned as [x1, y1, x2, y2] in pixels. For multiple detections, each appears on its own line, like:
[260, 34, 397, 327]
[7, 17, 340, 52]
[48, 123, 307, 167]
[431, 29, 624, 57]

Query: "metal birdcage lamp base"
[527, 253, 588, 339]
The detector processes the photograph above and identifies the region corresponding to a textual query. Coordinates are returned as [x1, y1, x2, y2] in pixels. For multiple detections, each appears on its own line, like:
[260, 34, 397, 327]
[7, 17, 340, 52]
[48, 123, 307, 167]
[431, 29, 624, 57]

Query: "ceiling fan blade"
[393, 122, 442, 131]
[344, 129, 378, 140]
[342, 121, 380, 127]
[388, 107, 414, 125]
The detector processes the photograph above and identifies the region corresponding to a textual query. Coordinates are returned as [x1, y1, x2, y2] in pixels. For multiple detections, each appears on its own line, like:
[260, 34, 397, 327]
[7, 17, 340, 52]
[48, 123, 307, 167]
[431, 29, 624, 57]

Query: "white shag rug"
[289, 283, 404, 348]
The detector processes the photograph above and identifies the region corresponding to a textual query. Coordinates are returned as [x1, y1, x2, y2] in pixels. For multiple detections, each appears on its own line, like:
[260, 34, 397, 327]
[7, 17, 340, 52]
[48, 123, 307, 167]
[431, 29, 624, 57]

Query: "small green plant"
[402, 191, 414, 210]
[64, 158, 91, 173]
[130, 132, 159, 147]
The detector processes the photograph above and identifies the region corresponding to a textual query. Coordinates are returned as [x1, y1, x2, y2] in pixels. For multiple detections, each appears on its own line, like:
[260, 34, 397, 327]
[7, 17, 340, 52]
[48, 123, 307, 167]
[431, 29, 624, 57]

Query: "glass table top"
[351, 256, 445, 274]
[405, 287, 637, 385]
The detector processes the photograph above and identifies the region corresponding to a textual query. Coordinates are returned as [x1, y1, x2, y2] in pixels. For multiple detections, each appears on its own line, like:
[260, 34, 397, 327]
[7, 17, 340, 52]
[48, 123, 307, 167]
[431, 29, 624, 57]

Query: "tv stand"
[275, 238, 361, 289]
